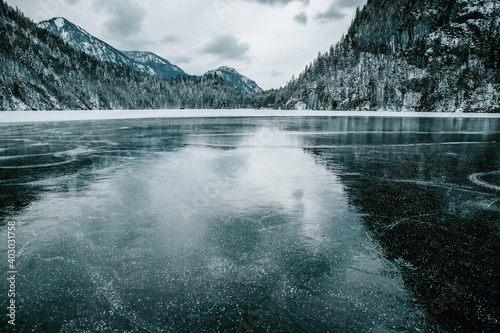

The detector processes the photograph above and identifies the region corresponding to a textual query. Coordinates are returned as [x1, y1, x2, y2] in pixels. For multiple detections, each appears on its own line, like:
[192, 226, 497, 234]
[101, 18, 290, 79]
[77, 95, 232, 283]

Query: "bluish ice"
[1, 115, 499, 332]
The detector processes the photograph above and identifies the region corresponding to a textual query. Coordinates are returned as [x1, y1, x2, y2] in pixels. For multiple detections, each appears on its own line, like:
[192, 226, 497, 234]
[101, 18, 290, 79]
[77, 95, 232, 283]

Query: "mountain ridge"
[204, 66, 263, 93]
[38, 17, 188, 80]
[122, 50, 187, 80]
[38, 17, 262, 92]
[0, 0, 253, 110]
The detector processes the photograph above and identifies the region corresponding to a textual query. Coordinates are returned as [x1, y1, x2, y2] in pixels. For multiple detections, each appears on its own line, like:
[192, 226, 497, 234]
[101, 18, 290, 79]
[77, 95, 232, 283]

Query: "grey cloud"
[316, 0, 366, 23]
[122, 37, 155, 51]
[294, 11, 307, 25]
[95, 0, 146, 37]
[202, 34, 250, 60]
[270, 69, 282, 77]
[316, 3, 345, 21]
[171, 55, 193, 64]
[162, 35, 181, 44]
[336, 0, 366, 8]
[242, 0, 309, 6]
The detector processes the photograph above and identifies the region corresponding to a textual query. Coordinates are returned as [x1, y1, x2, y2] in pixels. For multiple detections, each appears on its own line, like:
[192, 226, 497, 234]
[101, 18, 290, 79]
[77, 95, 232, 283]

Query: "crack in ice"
[469, 171, 500, 191]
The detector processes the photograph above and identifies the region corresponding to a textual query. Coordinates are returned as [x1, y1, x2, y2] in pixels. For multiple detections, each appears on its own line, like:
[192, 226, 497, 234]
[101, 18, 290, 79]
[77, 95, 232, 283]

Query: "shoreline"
[1, 109, 500, 123]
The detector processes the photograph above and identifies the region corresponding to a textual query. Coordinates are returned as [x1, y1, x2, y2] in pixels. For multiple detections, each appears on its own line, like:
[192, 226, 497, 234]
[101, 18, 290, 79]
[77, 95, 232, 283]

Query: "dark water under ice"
[0, 116, 499, 332]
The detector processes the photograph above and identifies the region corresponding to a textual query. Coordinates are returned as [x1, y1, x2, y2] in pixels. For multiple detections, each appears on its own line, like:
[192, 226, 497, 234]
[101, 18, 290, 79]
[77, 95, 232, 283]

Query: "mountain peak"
[38, 17, 188, 80]
[39, 17, 95, 44]
[216, 66, 238, 73]
[205, 67, 263, 93]
[41, 17, 84, 32]
[51, 17, 66, 28]
[38, 17, 262, 92]
[122, 51, 187, 78]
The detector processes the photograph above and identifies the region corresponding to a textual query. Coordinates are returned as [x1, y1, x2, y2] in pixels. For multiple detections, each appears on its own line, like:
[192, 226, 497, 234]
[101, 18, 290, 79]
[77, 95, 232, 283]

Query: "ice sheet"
[1, 109, 500, 124]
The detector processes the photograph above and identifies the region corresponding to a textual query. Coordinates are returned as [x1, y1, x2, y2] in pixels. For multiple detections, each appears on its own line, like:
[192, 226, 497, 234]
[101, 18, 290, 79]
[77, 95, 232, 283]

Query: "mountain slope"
[38, 18, 262, 91]
[0, 1, 253, 110]
[38, 17, 187, 80]
[122, 51, 187, 80]
[272, 0, 499, 112]
[204, 66, 263, 93]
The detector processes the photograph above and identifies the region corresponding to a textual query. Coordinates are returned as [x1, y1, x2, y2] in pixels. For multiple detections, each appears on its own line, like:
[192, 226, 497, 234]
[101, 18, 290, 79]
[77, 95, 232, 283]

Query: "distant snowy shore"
[1, 110, 500, 123]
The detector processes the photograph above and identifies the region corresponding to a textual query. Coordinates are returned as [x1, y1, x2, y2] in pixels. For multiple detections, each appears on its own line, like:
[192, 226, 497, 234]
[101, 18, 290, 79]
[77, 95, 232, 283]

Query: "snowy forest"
[270, 0, 500, 112]
[0, 1, 256, 110]
[1, 0, 499, 112]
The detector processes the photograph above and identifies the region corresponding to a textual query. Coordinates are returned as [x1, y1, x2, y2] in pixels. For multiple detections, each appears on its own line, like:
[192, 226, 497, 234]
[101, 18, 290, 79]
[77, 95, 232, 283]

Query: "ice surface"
[1, 116, 499, 332]
[1, 109, 500, 124]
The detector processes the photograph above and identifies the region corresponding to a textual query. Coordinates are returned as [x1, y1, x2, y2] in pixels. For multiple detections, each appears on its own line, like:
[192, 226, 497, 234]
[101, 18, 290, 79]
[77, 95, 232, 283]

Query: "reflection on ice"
[0, 116, 498, 332]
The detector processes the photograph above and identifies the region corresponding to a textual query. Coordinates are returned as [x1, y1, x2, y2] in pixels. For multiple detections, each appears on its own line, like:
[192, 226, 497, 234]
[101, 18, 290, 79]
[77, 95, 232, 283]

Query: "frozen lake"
[1, 115, 499, 332]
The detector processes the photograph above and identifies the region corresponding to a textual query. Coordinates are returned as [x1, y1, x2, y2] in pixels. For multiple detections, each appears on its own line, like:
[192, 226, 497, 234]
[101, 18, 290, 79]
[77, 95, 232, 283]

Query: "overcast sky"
[7, 0, 366, 90]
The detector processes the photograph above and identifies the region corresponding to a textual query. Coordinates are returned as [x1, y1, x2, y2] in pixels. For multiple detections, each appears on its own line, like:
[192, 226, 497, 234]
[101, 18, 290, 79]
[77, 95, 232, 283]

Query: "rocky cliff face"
[273, 0, 499, 112]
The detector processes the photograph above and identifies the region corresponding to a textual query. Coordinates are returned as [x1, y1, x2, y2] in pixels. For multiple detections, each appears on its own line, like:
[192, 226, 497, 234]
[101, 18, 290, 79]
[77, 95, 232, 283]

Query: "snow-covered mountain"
[38, 17, 188, 80]
[204, 66, 263, 93]
[122, 51, 186, 80]
[0, 2, 256, 110]
[276, 0, 499, 112]
[37, 18, 263, 92]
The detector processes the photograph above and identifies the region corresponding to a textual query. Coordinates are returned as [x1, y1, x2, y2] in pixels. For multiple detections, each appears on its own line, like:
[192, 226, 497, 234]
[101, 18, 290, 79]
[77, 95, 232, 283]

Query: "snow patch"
[60, 31, 68, 42]
[294, 102, 307, 110]
[54, 17, 65, 29]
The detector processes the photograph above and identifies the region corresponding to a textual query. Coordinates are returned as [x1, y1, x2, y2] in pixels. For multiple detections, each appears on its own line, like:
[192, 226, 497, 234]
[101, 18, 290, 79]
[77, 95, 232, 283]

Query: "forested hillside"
[38, 17, 188, 80]
[270, 0, 500, 112]
[0, 1, 254, 111]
